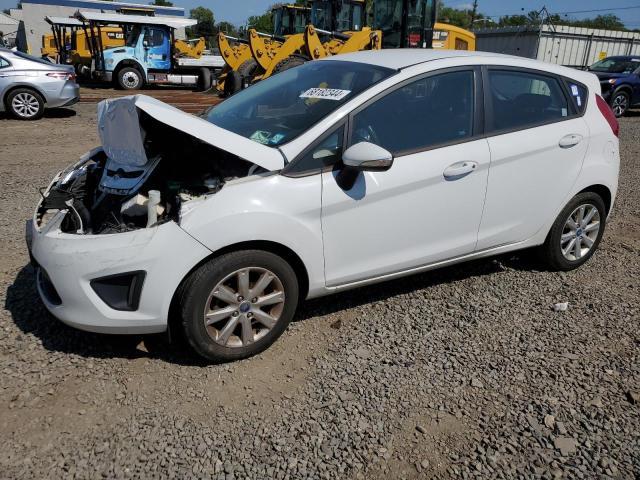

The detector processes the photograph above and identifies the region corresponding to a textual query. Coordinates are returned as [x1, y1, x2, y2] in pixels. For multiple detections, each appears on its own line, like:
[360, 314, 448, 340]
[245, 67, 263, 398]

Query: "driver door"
[320, 68, 491, 287]
[143, 27, 171, 70]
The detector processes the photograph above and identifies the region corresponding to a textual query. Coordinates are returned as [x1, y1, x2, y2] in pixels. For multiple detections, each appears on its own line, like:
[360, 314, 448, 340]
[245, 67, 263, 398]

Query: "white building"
[0, 11, 20, 47]
[13, 0, 185, 54]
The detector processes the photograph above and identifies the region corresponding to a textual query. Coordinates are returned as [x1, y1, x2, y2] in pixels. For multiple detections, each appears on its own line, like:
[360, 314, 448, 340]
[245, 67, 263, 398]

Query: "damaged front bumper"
[27, 211, 212, 334]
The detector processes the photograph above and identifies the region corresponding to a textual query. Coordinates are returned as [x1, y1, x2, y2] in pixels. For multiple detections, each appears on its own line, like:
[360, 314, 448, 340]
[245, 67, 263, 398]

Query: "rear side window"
[488, 70, 569, 132]
[0, 57, 10, 69]
[565, 80, 588, 113]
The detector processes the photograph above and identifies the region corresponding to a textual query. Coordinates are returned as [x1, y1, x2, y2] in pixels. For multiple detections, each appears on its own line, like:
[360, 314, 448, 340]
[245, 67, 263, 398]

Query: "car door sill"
[325, 241, 529, 293]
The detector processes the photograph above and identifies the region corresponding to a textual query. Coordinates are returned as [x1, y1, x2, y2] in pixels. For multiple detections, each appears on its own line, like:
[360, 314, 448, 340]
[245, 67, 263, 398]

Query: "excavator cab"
[373, 0, 436, 48]
[273, 4, 311, 36]
[311, 0, 366, 32]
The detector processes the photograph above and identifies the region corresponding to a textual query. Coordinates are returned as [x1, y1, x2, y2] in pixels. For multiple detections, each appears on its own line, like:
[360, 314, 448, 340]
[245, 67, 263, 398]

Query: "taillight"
[596, 94, 619, 137]
[46, 71, 75, 81]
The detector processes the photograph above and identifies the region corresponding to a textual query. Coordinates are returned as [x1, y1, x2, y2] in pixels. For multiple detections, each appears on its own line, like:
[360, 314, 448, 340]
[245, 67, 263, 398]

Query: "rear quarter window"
[565, 80, 588, 114]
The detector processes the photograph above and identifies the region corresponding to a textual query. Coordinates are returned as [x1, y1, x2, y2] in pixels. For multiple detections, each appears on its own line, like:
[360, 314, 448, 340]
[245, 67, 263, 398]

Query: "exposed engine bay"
[36, 109, 263, 235]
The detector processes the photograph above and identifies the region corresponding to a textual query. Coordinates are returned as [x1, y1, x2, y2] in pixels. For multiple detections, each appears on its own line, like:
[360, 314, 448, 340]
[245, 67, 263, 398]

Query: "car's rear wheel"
[539, 192, 606, 271]
[180, 250, 299, 362]
[610, 89, 630, 117]
[7, 88, 45, 120]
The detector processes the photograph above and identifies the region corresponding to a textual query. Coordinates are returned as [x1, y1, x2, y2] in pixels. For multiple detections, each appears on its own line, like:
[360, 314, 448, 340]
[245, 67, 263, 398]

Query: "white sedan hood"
[97, 95, 286, 172]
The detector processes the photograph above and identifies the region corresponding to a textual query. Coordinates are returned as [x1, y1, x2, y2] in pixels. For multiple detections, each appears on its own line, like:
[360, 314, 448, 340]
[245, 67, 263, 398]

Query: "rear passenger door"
[476, 67, 590, 250]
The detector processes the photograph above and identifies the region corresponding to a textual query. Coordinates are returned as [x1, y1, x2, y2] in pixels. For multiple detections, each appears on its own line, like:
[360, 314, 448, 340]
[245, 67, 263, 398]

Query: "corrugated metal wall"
[475, 25, 640, 68]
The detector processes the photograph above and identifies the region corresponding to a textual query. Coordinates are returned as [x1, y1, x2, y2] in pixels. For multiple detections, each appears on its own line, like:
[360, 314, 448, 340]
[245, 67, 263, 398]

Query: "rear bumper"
[45, 82, 80, 109]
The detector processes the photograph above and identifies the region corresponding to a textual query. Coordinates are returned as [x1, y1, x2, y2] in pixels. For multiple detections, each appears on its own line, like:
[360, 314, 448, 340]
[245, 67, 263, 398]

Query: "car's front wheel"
[610, 89, 630, 117]
[539, 192, 606, 271]
[180, 250, 299, 362]
[7, 88, 45, 120]
[117, 67, 143, 90]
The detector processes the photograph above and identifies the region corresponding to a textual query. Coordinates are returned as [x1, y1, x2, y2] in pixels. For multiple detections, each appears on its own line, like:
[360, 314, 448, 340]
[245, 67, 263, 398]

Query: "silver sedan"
[0, 48, 79, 120]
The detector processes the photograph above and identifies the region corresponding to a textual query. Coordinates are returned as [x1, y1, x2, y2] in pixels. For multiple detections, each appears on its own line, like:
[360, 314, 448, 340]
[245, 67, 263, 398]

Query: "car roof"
[323, 49, 519, 70]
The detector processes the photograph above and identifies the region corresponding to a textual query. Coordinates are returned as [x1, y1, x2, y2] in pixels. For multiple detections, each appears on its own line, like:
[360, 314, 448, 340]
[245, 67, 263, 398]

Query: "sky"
[3, 0, 640, 29]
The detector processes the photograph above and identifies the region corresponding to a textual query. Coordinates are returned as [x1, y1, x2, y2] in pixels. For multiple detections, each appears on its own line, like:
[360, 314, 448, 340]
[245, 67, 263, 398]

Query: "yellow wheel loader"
[372, 0, 475, 50]
[219, 0, 380, 95]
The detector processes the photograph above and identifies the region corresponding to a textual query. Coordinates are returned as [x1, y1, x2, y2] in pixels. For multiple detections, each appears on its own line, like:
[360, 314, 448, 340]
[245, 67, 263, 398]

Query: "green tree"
[216, 21, 237, 37]
[247, 10, 274, 33]
[150, 0, 174, 6]
[570, 14, 625, 31]
[188, 6, 215, 39]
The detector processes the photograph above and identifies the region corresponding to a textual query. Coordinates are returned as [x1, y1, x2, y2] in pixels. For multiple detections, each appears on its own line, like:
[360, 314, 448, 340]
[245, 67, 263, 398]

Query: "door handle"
[559, 134, 583, 149]
[443, 161, 478, 180]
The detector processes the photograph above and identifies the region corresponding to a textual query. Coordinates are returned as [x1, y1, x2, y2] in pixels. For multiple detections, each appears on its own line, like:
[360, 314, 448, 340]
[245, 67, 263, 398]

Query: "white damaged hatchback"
[28, 50, 620, 362]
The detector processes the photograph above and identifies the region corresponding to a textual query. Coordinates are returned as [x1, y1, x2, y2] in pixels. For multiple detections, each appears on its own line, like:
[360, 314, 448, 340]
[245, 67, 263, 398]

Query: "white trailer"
[474, 24, 640, 68]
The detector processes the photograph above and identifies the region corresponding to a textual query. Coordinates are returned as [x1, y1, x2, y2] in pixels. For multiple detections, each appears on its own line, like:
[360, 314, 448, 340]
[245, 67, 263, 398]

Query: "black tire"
[117, 66, 143, 90]
[223, 70, 242, 97]
[197, 67, 213, 91]
[609, 89, 630, 117]
[6, 88, 45, 120]
[539, 192, 606, 271]
[272, 54, 308, 75]
[238, 59, 259, 82]
[180, 250, 299, 362]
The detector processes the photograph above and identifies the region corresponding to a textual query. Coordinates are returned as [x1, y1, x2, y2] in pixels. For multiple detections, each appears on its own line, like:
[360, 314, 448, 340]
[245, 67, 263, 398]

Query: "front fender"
[179, 174, 326, 298]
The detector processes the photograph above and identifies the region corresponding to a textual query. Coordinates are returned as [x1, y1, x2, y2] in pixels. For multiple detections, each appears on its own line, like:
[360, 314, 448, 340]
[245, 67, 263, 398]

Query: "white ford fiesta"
[28, 50, 620, 362]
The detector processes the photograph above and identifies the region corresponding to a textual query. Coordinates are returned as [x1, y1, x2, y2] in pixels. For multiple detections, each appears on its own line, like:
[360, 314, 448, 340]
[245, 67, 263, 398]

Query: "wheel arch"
[578, 184, 612, 215]
[612, 83, 633, 95]
[2, 83, 47, 108]
[113, 60, 147, 82]
[167, 239, 310, 341]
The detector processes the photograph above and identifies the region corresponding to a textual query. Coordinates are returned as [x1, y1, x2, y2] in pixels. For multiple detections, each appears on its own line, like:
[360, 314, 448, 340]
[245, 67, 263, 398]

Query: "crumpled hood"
[96, 95, 286, 172]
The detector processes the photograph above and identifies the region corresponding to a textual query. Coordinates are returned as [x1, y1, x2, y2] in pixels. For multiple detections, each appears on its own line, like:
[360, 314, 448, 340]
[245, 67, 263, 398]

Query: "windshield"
[336, 3, 364, 31]
[125, 25, 141, 48]
[311, 3, 333, 30]
[590, 57, 640, 74]
[207, 60, 394, 147]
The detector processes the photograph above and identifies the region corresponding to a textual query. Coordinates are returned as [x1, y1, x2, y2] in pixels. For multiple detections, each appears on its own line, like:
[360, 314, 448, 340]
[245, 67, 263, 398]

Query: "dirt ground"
[0, 98, 638, 479]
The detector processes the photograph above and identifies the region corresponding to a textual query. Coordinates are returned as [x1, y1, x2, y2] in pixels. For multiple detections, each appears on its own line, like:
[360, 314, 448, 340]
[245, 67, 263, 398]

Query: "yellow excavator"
[218, 0, 380, 95]
[217, 0, 474, 96]
[216, 4, 311, 95]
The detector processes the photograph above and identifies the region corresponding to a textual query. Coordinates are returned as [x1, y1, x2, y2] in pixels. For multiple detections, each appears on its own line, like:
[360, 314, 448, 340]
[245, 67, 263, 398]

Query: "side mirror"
[143, 39, 150, 48]
[336, 142, 393, 191]
[342, 142, 393, 171]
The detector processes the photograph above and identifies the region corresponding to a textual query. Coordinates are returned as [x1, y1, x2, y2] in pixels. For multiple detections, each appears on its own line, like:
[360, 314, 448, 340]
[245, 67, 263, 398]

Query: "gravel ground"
[0, 104, 638, 480]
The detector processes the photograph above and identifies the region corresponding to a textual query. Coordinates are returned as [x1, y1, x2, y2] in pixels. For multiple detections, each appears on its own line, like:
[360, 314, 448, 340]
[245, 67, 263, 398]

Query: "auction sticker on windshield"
[300, 88, 351, 101]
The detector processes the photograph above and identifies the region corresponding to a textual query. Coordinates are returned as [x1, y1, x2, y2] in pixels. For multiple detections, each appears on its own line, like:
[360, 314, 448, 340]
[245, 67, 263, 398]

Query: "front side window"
[488, 70, 569, 132]
[125, 25, 141, 47]
[207, 60, 393, 147]
[351, 70, 475, 154]
[288, 125, 344, 174]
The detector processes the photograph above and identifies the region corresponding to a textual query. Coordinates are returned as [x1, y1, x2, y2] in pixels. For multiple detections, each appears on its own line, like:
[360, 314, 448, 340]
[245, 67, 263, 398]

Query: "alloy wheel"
[11, 92, 40, 118]
[203, 267, 285, 348]
[612, 94, 628, 116]
[560, 204, 601, 261]
[122, 71, 140, 89]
